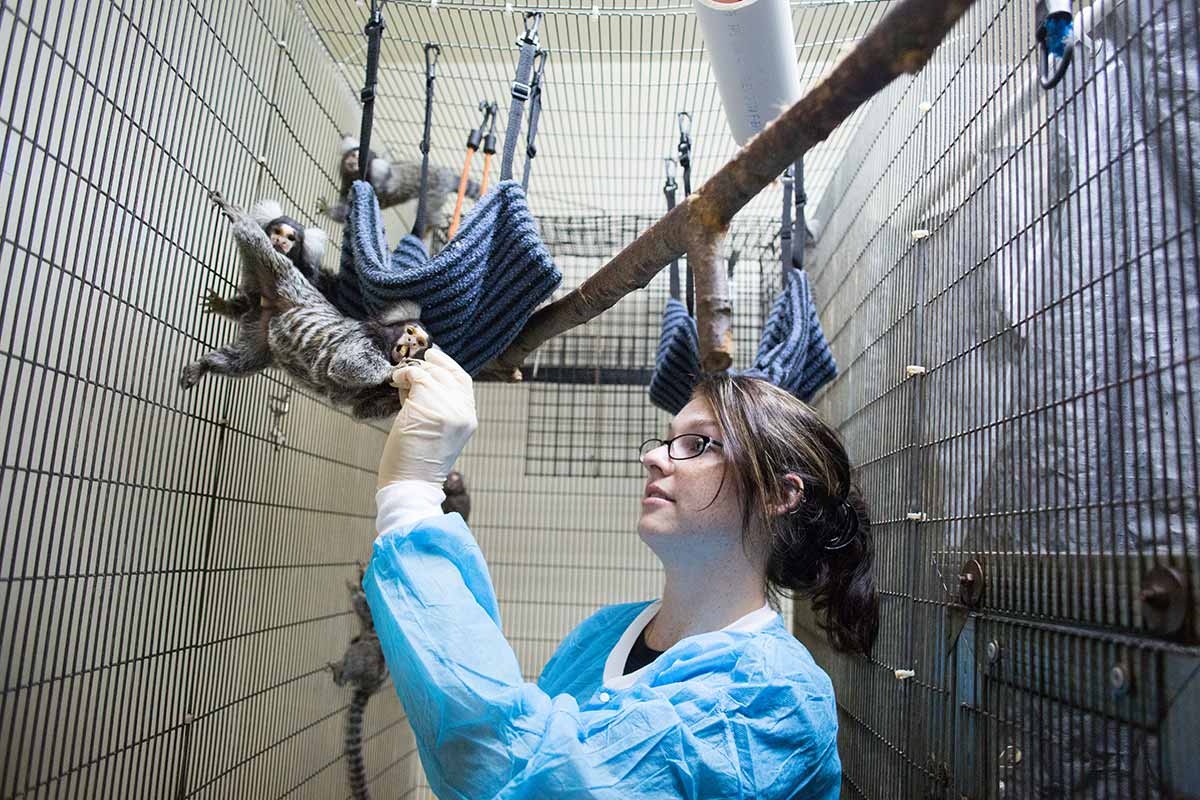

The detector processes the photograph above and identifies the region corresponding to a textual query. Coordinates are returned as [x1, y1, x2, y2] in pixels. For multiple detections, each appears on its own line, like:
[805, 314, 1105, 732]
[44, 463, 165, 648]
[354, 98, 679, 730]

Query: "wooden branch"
[689, 228, 733, 372]
[489, 0, 980, 378]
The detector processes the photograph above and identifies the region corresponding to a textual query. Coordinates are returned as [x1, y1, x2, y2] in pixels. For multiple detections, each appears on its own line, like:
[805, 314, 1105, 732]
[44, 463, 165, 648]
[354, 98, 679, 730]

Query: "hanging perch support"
[357, 1, 387, 182]
[677, 111, 696, 316]
[486, 0, 982, 379]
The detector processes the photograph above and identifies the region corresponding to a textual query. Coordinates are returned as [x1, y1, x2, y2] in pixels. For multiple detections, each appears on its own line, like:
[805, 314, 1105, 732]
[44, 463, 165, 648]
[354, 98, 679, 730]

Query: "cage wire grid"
[801, 0, 1199, 796]
[0, 1, 419, 797]
[524, 213, 783, 478]
[1, 0, 1198, 799]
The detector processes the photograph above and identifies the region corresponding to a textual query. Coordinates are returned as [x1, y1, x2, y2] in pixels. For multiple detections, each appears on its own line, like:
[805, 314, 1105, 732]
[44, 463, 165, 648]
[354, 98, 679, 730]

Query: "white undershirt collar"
[601, 601, 777, 690]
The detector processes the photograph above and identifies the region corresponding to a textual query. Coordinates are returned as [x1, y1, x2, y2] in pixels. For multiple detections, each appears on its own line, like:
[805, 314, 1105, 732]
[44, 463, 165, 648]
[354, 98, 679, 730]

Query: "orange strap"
[448, 149, 477, 239]
[479, 152, 494, 196]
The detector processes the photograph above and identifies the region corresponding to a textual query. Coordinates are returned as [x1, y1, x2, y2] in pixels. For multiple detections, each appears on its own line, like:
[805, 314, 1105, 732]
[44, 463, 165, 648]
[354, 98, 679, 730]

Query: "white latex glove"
[377, 348, 478, 490]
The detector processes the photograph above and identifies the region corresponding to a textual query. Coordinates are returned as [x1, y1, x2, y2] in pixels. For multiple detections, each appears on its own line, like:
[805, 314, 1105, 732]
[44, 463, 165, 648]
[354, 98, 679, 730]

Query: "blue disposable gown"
[365, 512, 841, 799]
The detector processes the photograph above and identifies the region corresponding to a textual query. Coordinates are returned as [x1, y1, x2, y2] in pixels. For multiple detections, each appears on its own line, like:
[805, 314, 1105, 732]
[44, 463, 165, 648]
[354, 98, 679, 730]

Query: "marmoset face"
[267, 222, 298, 256]
[390, 323, 431, 363]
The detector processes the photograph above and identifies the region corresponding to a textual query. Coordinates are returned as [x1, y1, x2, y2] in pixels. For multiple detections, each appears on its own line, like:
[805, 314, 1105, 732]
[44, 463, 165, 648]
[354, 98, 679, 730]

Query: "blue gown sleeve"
[365, 513, 839, 800]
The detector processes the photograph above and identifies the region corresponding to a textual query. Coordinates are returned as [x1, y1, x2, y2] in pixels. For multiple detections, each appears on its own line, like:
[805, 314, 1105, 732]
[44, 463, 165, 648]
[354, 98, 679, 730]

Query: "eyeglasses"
[639, 434, 724, 461]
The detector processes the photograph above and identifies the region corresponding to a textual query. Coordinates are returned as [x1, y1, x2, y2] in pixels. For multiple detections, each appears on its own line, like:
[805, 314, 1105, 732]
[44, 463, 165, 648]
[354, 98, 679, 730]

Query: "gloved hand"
[377, 348, 478, 489]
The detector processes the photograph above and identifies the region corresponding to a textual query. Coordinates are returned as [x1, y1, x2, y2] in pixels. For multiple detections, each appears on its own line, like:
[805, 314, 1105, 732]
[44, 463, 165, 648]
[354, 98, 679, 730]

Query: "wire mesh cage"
[800, 0, 1199, 796]
[0, 2, 417, 797]
[1, 0, 1197, 798]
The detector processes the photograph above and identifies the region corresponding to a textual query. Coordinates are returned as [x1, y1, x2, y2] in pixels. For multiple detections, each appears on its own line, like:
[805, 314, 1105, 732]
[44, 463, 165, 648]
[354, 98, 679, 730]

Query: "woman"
[365, 349, 878, 799]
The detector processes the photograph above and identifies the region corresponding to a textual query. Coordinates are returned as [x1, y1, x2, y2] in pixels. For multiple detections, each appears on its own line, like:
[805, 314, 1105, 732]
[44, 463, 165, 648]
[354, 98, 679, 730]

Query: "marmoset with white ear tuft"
[202, 200, 335, 317]
[181, 190, 430, 419]
[320, 135, 481, 252]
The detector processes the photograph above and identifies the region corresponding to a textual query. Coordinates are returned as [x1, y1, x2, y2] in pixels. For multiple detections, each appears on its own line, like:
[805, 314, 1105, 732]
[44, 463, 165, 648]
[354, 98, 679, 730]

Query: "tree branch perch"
[488, 0, 979, 379]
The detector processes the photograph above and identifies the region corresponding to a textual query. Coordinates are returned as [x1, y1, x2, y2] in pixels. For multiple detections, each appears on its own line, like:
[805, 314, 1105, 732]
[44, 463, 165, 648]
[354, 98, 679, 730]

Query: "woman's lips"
[643, 484, 674, 502]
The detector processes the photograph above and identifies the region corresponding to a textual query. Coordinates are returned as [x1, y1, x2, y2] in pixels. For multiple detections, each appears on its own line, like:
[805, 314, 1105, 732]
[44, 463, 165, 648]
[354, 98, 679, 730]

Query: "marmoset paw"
[208, 189, 236, 221]
[178, 363, 205, 390]
[200, 290, 226, 315]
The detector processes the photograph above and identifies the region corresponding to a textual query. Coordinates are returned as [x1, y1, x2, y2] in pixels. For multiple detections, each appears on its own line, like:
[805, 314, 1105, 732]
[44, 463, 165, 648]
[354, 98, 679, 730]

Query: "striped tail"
[345, 688, 372, 800]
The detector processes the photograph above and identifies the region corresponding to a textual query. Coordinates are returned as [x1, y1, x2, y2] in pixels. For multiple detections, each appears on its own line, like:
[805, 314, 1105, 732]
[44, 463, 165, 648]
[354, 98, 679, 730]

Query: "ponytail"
[769, 484, 878, 655]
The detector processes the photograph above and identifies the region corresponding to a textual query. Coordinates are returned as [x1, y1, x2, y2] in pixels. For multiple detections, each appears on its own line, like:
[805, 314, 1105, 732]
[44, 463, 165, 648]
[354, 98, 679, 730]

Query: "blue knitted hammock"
[648, 163, 835, 414]
[337, 15, 561, 376]
[648, 297, 702, 414]
[337, 179, 561, 375]
[744, 267, 836, 399]
[648, 268, 836, 414]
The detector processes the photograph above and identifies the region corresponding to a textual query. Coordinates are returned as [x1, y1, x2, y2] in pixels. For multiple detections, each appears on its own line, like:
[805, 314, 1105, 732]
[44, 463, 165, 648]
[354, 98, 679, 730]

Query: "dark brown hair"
[692, 373, 879, 655]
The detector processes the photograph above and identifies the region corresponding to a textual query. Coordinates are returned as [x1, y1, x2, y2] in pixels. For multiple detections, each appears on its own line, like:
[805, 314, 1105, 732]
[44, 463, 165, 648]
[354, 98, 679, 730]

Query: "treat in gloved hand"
[378, 348, 478, 489]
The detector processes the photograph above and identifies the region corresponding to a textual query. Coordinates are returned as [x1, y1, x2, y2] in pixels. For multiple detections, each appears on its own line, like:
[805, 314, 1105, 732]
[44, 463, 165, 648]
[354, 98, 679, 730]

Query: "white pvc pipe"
[694, 0, 803, 145]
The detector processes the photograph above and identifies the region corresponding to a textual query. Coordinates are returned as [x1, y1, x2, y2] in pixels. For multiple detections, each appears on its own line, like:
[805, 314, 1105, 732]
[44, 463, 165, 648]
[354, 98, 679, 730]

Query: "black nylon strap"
[521, 49, 548, 192]
[664, 158, 680, 301]
[677, 112, 693, 197]
[501, 13, 541, 182]
[791, 158, 806, 271]
[357, 1, 386, 181]
[412, 43, 440, 237]
[780, 166, 794, 276]
[685, 247, 695, 316]
[677, 112, 694, 315]
[481, 101, 498, 155]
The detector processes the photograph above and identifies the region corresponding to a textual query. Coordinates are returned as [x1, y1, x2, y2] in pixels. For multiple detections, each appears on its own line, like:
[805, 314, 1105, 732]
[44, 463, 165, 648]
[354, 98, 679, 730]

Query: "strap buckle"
[364, 0, 386, 36]
[511, 80, 531, 102]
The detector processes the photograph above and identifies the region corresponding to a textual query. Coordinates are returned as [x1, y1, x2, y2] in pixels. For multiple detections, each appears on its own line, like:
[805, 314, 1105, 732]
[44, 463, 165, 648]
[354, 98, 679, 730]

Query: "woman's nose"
[640, 443, 672, 473]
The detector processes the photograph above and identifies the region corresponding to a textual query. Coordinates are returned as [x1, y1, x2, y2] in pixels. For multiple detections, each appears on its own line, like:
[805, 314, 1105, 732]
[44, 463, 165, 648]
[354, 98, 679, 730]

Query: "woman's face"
[637, 397, 743, 542]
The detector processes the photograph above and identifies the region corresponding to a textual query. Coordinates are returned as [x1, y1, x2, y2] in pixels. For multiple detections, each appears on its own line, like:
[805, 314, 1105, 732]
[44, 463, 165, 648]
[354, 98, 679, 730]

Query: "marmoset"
[320, 135, 482, 253]
[180, 190, 429, 418]
[328, 564, 388, 800]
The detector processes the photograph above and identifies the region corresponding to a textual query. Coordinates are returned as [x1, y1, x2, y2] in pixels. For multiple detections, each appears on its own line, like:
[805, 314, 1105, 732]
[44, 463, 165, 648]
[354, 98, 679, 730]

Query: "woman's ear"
[769, 474, 805, 518]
